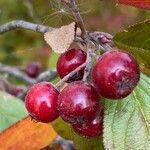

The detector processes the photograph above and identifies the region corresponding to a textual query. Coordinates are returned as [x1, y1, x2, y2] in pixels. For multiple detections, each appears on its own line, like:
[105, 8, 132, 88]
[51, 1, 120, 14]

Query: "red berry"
[25, 62, 41, 78]
[8, 86, 24, 97]
[72, 110, 103, 138]
[58, 81, 101, 124]
[92, 50, 140, 99]
[25, 82, 59, 123]
[57, 49, 86, 82]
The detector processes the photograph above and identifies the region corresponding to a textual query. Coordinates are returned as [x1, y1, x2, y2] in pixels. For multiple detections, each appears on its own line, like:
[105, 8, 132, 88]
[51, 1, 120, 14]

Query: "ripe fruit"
[58, 81, 101, 124]
[25, 62, 41, 78]
[92, 50, 140, 99]
[8, 86, 24, 97]
[25, 82, 59, 123]
[72, 110, 103, 138]
[57, 48, 86, 82]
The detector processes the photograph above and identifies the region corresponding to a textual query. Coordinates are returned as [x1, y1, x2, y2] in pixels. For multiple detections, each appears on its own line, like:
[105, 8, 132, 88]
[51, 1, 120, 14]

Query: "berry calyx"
[58, 81, 101, 124]
[92, 49, 140, 99]
[25, 82, 59, 123]
[25, 62, 41, 78]
[57, 48, 86, 82]
[72, 110, 103, 138]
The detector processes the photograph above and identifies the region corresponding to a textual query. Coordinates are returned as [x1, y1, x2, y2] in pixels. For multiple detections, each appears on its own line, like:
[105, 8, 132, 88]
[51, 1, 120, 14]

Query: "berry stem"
[83, 51, 92, 81]
[55, 62, 86, 89]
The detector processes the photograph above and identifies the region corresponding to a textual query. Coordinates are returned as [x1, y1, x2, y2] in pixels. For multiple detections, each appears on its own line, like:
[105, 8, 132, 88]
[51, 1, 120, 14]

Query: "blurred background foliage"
[0, 0, 149, 69]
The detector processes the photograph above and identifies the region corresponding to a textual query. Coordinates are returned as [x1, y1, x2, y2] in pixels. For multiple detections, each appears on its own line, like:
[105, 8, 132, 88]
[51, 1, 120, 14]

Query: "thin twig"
[0, 76, 27, 98]
[0, 63, 57, 84]
[0, 20, 84, 44]
[0, 63, 36, 83]
[61, 0, 87, 39]
[37, 70, 57, 82]
[55, 62, 86, 88]
[0, 20, 54, 34]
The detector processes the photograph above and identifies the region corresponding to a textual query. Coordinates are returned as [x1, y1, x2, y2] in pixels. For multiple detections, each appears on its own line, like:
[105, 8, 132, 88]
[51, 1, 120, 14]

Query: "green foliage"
[103, 73, 150, 150]
[113, 21, 150, 76]
[0, 91, 28, 132]
[53, 118, 104, 150]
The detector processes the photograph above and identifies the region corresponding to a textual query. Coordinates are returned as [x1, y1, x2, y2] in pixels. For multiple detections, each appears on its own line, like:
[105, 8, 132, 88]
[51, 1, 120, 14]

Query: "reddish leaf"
[0, 116, 57, 150]
[117, 0, 150, 10]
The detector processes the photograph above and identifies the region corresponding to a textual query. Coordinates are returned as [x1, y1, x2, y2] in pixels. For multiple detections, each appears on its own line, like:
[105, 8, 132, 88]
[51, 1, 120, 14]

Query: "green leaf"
[0, 91, 28, 132]
[103, 73, 150, 150]
[53, 118, 104, 150]
[113, 20, 150, 76]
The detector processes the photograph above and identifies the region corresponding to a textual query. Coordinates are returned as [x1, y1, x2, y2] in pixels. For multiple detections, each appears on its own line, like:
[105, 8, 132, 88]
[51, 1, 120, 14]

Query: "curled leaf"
[44, 22, 75, 54]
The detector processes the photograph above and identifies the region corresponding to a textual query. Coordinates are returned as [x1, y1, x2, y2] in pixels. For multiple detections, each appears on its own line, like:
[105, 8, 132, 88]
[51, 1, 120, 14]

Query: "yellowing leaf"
[44, 22, 75, 54]
[0, 116, 57, 150]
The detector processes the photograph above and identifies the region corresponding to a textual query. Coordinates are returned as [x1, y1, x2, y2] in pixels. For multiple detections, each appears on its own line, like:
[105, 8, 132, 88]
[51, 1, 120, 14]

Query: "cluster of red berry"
[25, 48, 140, 138]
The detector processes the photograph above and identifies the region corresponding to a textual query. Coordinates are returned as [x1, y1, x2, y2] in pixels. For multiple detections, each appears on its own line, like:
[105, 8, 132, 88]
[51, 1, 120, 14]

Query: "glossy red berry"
[25, 62, 41, 78]
[92, 50, 140, 99]
[25, 82, 59, 123]
[57, 48, 86, 82]
[72, 110, 103, 138]
[58, 81, 101, 124]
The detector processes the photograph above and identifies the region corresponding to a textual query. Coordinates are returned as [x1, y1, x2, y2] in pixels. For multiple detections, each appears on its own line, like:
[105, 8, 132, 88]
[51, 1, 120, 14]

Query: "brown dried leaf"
[44, 22, 75, 54]
[0, 116, 57, 150]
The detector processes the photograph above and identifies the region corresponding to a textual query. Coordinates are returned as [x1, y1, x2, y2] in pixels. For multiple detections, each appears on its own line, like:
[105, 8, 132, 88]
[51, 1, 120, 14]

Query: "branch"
[0, 20, 84, 44]
[36, 70, 57, 82]
[0, 63, 57, 84]
[0, 63, 36, 83]
[0, 20, 113, 52]
[0, 20, 54, 34]
[61, 0, 87, 39]
[17, 70, 58, 100]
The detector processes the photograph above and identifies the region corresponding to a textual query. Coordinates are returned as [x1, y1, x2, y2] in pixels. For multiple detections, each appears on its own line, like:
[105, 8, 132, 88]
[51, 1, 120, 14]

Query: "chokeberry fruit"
[25, 82, 59, 123]
[57, 48, 86, 82]
[72, 110, 103, 138]
[25, 62, 41, 78]
[58, 81, 101, 124]
[8, 86, 24, 97]
[92, 49, 140, 99]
